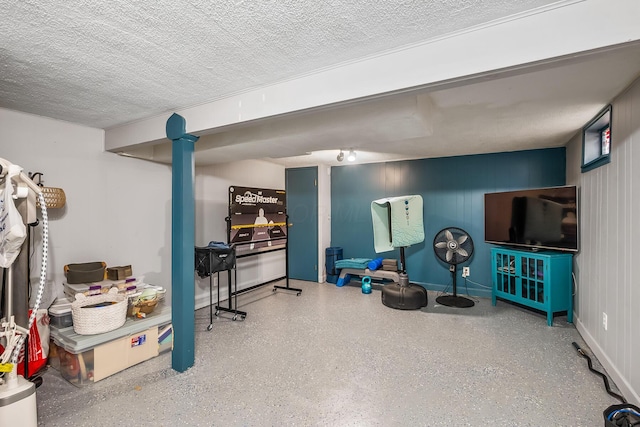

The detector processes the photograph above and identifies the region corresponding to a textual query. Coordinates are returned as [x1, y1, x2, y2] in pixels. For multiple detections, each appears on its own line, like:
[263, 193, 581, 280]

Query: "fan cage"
[433, 227, 474, 265]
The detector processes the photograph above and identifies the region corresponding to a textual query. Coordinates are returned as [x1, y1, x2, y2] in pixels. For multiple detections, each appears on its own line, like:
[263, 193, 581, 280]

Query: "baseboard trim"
[194, 276, 284, 311]
[575, 316, 640, 406]
[420, 281, 493, 299]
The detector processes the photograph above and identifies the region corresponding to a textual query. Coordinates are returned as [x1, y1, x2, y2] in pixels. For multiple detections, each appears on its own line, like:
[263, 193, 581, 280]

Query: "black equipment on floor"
[433, 227, 475, 308]
[603, 403, 640, 427]
[381, 247, 428, 310]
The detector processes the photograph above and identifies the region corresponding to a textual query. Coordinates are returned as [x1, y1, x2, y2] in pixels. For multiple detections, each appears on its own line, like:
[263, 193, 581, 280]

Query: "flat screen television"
[484, 185, 578, 252]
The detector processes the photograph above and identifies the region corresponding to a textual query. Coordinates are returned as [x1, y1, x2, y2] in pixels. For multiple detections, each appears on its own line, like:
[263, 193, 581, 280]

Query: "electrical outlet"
[462, 266, 470, 278]
[603, 312, 608, 331]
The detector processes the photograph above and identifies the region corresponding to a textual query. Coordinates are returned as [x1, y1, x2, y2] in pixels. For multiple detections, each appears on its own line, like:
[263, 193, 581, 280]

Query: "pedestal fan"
[433, 227, 475, 308]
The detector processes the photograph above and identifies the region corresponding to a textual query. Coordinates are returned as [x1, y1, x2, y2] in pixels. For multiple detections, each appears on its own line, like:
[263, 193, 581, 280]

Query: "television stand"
[491, 247, 573, 326]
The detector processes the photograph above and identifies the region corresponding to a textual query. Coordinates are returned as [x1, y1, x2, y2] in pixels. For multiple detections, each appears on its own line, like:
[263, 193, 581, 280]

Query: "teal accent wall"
[287, 167, 319, 281]
[330, 148, 566, 296]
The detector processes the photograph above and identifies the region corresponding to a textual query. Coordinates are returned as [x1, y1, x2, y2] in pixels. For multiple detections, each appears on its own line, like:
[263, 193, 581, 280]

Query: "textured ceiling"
[3, 1, 640, 168]
[1, 0, 558, 129]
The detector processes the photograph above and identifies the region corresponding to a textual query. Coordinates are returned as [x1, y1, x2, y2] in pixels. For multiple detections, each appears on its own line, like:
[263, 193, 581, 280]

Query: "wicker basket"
[128, 298, 158, 317]
[64, 261, 106, 284]
[72, 288, 127, 335]
[127, 287, 160, 317]
[37, 186, 66, 209]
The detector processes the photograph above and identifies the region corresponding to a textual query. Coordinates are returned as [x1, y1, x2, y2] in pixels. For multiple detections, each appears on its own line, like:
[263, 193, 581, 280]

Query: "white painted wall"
[566, 77, 640, 405]
[1, 108, 288, 313]
[194, 160, 285, 309]
[317, 164, 331, 282]
[0, 108, 173, 302]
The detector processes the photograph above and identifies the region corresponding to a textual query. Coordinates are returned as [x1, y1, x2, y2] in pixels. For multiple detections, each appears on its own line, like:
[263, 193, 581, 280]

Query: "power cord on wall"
[436, 277, 491, 304]
[436, 281, 452, 299]
[464, 277, 492, 289]
[464, 277, 493, 304]
[461, 278, 480, 304]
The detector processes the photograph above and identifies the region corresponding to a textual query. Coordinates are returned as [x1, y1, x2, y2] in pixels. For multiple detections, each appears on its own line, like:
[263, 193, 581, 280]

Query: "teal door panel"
[286, 167, 318, 281]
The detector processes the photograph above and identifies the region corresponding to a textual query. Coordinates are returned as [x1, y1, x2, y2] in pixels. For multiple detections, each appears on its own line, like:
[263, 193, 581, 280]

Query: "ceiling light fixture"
[347, 149, 356, 162]
[336, 150, 344, 162]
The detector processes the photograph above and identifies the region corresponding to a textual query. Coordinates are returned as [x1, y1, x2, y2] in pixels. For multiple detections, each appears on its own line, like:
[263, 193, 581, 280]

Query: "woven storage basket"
[37, 186, 66, 209]
[64, 261, 106, 284]
[128, 298, 158, 317]
[72, 288, 127, 335]
[127, 287, 160, 317]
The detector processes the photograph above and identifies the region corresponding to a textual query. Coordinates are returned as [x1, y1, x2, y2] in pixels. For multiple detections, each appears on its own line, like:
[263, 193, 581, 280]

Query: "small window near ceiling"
[582, 105, 612, 173]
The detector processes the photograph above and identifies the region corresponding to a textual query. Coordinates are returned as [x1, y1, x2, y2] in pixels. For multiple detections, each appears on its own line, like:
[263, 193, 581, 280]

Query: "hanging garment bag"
[0, 171, 27, 268]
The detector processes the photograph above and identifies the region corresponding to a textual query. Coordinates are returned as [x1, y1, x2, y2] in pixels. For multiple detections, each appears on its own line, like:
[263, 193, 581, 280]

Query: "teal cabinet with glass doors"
[491, 247, 573, 326]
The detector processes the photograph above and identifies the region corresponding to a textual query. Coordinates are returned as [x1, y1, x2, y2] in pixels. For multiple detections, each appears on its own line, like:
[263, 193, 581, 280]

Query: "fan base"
[436, 295, 475, 308]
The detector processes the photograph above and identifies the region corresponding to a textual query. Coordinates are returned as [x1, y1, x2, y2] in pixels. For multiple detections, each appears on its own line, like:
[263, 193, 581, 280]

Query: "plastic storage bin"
[54, 326, 159, 385]
[49, 304, 171, 386]
[63, 282, 111, 298]
[158, 323, 173, 354]
[63, 276, 146, 299]
[49, 297, 73, 328]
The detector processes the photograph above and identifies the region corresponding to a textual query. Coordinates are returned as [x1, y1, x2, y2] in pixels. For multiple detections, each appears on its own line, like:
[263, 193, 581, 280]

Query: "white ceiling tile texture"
[1, 0, 557, 128]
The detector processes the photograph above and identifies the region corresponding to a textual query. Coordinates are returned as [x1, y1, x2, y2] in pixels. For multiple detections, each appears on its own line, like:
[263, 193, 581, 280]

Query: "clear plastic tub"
[49, 297, 73, 328]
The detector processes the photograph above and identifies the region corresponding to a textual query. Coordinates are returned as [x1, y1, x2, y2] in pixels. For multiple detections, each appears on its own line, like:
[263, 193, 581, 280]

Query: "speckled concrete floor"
[35, 280, 620, 426]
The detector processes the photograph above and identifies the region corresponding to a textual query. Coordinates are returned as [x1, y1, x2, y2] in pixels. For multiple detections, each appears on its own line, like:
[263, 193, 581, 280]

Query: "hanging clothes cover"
[0, 167, 27, 268]
[371, 195, 424, 253]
